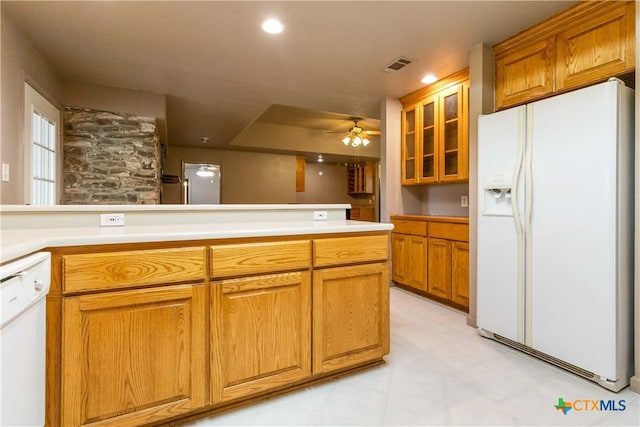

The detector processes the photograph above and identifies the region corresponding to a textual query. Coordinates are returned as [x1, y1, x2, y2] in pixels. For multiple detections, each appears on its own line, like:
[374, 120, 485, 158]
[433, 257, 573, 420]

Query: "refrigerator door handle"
[511, 106, 526, 343]
[524, 105, 534, 346]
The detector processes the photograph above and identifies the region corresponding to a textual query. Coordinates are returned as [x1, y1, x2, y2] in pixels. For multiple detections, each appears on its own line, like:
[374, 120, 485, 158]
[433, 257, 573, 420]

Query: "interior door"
[183, 162, 221, 204]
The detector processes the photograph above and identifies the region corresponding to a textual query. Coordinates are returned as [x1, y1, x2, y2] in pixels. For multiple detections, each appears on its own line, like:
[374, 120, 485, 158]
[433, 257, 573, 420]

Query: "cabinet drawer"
[391, 219, 427, 236]
[211, 240, 311, 278]
[313, 235, 388, 267]
[428, 223, 468, 242]
[63, 247, 206, 293]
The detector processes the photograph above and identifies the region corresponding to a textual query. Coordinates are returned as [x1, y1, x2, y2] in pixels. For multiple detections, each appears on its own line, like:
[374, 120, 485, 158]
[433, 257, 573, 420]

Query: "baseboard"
[630, 375, 640, 394]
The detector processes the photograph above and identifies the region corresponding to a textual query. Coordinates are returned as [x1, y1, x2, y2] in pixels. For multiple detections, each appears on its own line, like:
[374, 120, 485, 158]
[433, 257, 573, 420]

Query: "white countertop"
[1, 219, 392, 263]
[0, 204, 392, 263]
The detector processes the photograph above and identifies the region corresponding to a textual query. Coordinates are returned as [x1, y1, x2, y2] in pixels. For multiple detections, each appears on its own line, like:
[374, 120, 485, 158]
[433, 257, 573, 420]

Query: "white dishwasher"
[1, 252, 51, 427]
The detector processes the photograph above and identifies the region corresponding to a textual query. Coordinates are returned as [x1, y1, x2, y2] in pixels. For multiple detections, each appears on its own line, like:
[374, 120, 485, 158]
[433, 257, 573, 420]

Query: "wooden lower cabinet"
[210, 271, 311, 403]
[391, 233, 427, 292]
[61, 284, 206, 427]
[427, 238, 469, 311]
[391, 216, 469, 312]
[427, 238, 452, 300]
[451, 241, 470, 307]
[312, 263, 389, 374]
[50, 232, 390, 426]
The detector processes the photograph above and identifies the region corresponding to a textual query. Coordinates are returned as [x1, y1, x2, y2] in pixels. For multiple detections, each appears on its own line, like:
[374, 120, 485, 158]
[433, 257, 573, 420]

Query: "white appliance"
[476, 79, 634, 392]
[1, 252, 51, 426]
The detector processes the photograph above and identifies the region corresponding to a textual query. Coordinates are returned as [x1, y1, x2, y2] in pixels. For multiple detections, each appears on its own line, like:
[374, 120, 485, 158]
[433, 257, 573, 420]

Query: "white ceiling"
[3, 1, 577, 155]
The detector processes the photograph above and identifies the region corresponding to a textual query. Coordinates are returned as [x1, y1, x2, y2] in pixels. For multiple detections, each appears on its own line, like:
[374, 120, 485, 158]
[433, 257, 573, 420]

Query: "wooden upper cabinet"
[401, 103, 418, 184]
[400, 69, 469, 185]
[494, 0, 635, 110]
[495, 37, 555, 109]
[347, 161, 374, 194]
[555, 2, 635, 91]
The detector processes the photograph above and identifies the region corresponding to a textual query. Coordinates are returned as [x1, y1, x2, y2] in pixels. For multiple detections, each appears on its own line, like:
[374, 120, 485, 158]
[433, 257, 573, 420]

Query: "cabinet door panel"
[495, 37, 555, 109]
[391, 233, 408, 284]
[556, 3, 635, 90]
[313, 263, 389, 374]
[438, 84, 468, 182]
[420, 96, 438, 183]
[408, 236, 427, 291]
[451, 242, 470, 309]
[62, 285, 206, 426]
[211, 272, 311, 402]
[427, 238, 451, 300]
[401, 105, 418, 184]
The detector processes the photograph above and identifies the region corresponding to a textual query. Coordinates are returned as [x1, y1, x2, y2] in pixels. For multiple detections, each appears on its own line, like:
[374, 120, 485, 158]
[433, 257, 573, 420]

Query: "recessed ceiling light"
[261, 18, 285, 34]
[318, 154, 324, 162]
[421, 74, 438, 84]
[420, 74, 438, 84]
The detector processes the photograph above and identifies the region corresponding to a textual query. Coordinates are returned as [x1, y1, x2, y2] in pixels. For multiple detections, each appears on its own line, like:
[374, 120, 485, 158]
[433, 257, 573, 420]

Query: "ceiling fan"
[337, 118, 380, 147]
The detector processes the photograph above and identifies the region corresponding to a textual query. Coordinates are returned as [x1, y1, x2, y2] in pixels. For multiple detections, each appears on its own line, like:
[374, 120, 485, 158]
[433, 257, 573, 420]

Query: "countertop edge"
[1, 221, 393, 263]
[389, 214, 469, 224]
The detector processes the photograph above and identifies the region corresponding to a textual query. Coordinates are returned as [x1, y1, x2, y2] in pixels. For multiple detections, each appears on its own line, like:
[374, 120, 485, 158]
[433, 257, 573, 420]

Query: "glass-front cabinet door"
[420, 95, 438, 183]
[399, 69, 469, 186]
[401, 105, 418, 185]
[438, 84, 467, 182]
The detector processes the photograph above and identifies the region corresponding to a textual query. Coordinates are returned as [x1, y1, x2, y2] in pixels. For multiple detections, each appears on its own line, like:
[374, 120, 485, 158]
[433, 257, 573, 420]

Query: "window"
[31, 111, 56, 205]
[24, 83, 60, 205]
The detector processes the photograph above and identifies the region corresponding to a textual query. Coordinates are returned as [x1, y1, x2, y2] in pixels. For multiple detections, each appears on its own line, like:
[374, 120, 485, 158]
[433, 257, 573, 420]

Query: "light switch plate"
[461, 196, 469, 207]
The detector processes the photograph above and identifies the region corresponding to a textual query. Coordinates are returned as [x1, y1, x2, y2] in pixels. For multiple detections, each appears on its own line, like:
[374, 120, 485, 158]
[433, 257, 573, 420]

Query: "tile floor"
[187, 286, 639, 426]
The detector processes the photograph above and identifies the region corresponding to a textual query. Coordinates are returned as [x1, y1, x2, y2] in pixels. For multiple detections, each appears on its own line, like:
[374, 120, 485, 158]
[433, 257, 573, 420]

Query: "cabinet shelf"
[347, 161, 374, 195]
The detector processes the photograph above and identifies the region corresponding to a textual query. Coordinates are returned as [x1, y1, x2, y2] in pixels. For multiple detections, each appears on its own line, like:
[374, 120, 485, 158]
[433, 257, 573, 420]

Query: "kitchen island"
[0, 204, 392, 427]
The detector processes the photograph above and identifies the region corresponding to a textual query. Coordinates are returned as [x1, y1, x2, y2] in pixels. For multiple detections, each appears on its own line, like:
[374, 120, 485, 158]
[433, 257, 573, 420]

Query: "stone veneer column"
[63, 107, 161, 204]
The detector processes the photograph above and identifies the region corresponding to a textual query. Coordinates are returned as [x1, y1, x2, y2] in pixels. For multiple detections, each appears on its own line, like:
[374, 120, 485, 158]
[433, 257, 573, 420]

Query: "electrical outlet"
[313, 210, 328, 220]
[461, 196, 469, 207]
[100, 213, 125, 227]
[2, 163, 9, 182]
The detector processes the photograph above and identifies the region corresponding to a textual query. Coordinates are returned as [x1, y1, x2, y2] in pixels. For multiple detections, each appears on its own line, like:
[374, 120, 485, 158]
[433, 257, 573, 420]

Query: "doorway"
[182, 162, 222, 204]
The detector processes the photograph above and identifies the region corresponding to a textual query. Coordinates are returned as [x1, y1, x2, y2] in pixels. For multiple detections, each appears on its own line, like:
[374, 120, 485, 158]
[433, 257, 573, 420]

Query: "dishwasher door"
[1, 252, 51, 427]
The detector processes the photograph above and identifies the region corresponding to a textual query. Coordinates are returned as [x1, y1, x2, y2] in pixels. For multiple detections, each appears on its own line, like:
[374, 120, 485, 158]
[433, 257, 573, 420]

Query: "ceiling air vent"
[382, 56, 414, 73]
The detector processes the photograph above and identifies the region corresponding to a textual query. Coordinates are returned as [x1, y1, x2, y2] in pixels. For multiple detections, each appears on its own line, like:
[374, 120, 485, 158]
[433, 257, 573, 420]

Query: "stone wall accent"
[63, 107, 161, 204]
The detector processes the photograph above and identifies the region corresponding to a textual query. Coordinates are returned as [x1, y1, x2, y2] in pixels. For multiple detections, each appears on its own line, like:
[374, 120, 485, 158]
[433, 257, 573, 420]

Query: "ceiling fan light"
[343, 136, 351, 145]
[363, 138, 370, 146]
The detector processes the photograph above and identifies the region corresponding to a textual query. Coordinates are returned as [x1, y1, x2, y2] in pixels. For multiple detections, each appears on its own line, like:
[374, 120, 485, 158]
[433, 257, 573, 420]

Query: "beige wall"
[61, 81, 167, 147]
[380, 96, 422, 222]
[421, 183, 469, 217]
[1, 13, 61, 204]
[162, 145, 297, 204]
[296, 162, 373, 206]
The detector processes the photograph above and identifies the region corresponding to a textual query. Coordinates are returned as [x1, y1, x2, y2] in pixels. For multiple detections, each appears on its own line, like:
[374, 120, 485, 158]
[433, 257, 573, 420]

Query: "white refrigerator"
[476, 79, 634, 392]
